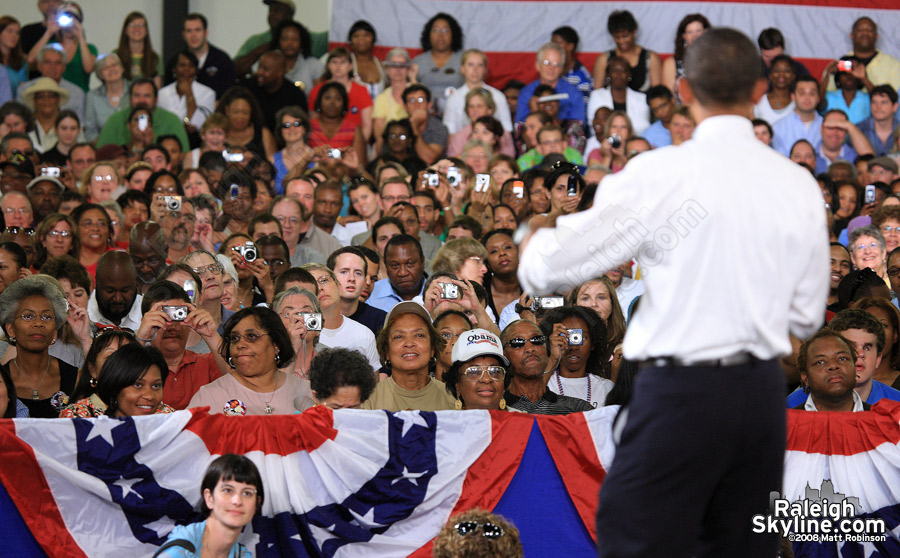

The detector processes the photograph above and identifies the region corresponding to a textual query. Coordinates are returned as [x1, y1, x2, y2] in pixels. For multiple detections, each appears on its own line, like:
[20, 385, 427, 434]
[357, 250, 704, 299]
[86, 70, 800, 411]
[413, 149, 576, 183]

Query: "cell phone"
[566, 174, 579, 197]
[229, 184, 239, 200]
[137, 114, 149, 131]
[837, 60, 854, 72]
[183, 280, 198, 303]
[446, 167, 462, 188]
[426, 171, 439, 187]
[475, 174, 490, 193]
[865, 184, 876, 205]
[512, 180, 525, 199]
[223, 149, 244, 163]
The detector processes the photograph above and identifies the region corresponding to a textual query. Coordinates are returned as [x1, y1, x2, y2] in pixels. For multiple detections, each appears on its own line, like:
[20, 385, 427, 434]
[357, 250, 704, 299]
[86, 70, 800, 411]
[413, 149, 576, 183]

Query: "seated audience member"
[857, 85, 899, 156]
[569, 275, 627, 346]
[872, 204, 900, 255]
[269, 192, 329, 267]
[0, 276, 78, 418]
[447, 88, 515, 157]
[271, 286, 320, 378]
[443, 49, 513, 135]
[409, 13, 464, 117]
[189, 306, 315, 415]
[88, 251, 143, 331]
[327, 247, 387, 335]
[446, 215, 482, 241]
[552, 26, 594, 106]
[772, 76, 822, 156]
[306, 81, 365, 165]
[27, 173, 63, 223]
[33, 213, 76, 269]
[388, 200, 441, 263]
[848, 225, 889, 282]
[836, 268, 891, 312]
[587, 55, 650, 135]
[817, 109, 873, 173]
[431, 238, 489, 286]
[308, 347, 377, 409]
[482, 228, 522, 319]
[754, 55, 796, 126]
[515, 42, 585, 126]
[432, 509, 523, 558]
[757, 27, 811, 81]
[156, 454, 261, 558]
[312, 181, 357, 246]
[244, 49, 308, 135]
[433, 309, 473, 381]
[372, 49, 414, 154]
[96, 78, 189, 150]
[157, 50, 215, 133]
[307, 47, 373, 142]
[0, 151, 36, 194]
[269, 105, 312, 194]
[80, 160, 120, 203]
[443, 328, 515, 411]
[1, 190, 33, 227]
[60, 330, 138, 417]
[366, 234, 427, 313]
[539, 306, 614, 409]
[870, 157, 899, 186]
[501, 319, 593, 414]
[255, 235, 291, 288]
[95, 344, 175, 417]
[787, 308, 900, 407]
[178, 13, 236, 98]
[517, 124, 583, 171]
[828, 243, 852, 313]
[403, 84, 447, 165]
[794, 329, 867, 412]
[0, 225, 36, 268]
[135, 280, 225, 410]
[301, 264, 380, 370]
[605, 261, 645, 315]
[852, 296, 900, 390]
[669, 105, 696, 146]
[822, 56, 871, 125]
[16, 44, 85, 121]
[642, 86, 675, 148]
[216, 86, 276, 159]
[752, 119, 774, 146]
[270, 19, 322, 93]
[362, 301, 456, 411]
[587, 110, 633, 171]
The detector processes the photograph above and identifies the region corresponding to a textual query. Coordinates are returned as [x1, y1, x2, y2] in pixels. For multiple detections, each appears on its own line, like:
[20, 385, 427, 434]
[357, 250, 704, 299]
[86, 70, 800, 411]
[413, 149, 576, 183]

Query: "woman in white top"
[754, 55, 796, 126]
[586, 56, 650, 136]
[157, 51, 215, 133]
[443, 49, 513, 135]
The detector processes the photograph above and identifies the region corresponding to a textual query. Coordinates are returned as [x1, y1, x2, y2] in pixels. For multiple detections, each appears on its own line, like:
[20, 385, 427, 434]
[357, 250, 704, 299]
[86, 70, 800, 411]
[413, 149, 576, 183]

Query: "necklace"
[14, 357, 52, 400]
[555, 372, 591, 405]
[250, 372, 282, 414]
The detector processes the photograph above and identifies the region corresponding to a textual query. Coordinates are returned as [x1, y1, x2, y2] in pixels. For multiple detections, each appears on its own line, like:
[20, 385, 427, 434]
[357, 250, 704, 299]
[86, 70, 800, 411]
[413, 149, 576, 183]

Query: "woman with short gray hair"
[0, 276, 79, 417]
[84, 52, 130, 141]
[272, 286, 321, 379]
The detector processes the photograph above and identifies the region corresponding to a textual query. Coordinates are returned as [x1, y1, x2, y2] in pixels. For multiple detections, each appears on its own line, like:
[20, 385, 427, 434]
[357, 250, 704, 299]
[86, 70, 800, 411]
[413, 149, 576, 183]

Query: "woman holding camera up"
[26, 2, 96, 92]
[539, 306, 613, 409]
[586, 110, 633, 172]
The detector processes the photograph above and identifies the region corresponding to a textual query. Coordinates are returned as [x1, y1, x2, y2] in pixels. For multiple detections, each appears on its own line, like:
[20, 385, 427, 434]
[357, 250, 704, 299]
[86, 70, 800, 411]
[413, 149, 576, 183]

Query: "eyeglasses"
[281, 121, 304, 129]
[463, 365, 506, 382]
[883, 225, 900, 234]
[192, 263, 223, 276]
[540, 59, 561, 68]
[389, 133, 408, 140]
[467, 256, 483, 265]
[276, 216, 301, 225]
[93, 174, 114, 182]
[18, 312, 55, 323]
[48, 230, 72, 238]
[406, 96, 428, 105]
[454, 521, 504, 539]
[227, 332, 269, 344]
[315, 275, 332, 285]
[505, 335, 547, 348]
[3, 207, 31, 215]
[4, 227, 35, 236]
[127, 21, 146, 29]
[439, 330, 464, 341]
[854, 241, 880, 252]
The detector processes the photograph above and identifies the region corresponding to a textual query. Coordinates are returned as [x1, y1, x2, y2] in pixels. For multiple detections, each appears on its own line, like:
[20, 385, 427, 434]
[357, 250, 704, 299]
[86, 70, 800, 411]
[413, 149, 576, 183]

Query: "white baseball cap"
[451, 328, 510, 367]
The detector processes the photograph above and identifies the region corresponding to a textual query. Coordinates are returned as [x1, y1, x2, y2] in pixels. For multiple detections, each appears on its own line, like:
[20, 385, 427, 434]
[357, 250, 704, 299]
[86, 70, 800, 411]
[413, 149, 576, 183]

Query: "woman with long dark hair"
[114, 12, 161, 88]
[661, 13, 711, 103]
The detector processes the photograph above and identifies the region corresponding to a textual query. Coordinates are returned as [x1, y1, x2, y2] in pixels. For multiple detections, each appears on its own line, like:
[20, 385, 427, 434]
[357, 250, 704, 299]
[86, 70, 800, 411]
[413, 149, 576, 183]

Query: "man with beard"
[161, 197, 195, 262]
[130, 222, 170, 294]
[242, 50, 308, 133]
[88, 251, 143, 330]
[26, 175, 63, 223]
[135, 280, 226, 410]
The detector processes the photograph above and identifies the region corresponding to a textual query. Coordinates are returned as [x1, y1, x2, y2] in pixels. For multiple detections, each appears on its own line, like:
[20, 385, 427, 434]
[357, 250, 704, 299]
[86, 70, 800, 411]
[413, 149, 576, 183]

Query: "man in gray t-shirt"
[404, 84, 448, 165]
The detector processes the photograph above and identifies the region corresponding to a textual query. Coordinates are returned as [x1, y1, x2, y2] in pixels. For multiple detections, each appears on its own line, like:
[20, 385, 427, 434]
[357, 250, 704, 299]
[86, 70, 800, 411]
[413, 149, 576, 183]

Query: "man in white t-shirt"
[302, 263, 382, 371]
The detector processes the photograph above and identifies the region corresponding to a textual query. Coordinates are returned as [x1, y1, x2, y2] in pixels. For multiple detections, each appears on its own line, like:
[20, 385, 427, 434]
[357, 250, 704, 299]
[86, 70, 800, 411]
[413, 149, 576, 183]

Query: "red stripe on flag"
[0, 420, 87, 558]
[538, 413, 605, 542]
[408, 410, 534, 558]
[786, 399, 900, 455]
[184, 406, 338, 455]
[443, 0, 895, 7]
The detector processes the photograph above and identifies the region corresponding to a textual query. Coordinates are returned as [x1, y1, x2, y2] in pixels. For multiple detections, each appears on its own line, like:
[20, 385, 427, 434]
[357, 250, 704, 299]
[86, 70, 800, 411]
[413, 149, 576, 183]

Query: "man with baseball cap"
[26, 173, 63, 222]
[868, 156, 899, 184]
[0, 153, 36, 194]
[234, 0, 296, 78]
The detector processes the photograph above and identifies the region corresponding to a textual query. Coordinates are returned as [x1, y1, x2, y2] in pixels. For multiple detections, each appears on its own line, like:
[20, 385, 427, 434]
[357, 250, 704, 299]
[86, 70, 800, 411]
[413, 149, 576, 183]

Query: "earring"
[385, 359, 391, 368]
[9, 337, 15, 343]
[454, 397, 463, 410]
[499, 398, 506, 410]
[89, 376, 98, 388]
[51, 338, 57, 345]
[429, 356, 437, 367]
[275, 352, 282, 367]
[227, 357, 235, 369]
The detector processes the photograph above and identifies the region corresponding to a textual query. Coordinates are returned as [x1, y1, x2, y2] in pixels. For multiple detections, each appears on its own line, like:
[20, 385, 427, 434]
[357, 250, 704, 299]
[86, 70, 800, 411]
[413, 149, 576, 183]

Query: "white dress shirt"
[157, 81, 216, 129]
[518, 115, 829, 361]
[443, 83, 514, 134]
[87, 292, 144, 332]
[586, 87, 651, 135]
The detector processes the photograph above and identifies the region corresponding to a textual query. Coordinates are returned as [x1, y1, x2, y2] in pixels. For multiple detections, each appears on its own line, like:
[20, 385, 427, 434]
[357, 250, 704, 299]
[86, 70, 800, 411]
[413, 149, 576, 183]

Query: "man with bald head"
[130, 221, 170, 293]
[0, 191, 34, 228]
[242, 50, 308, 133]
[88, 251, 143, 330]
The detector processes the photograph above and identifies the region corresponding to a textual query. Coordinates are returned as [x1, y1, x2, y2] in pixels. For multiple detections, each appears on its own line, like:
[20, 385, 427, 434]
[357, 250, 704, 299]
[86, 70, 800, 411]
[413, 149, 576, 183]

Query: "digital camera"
[299, 312, 323, 331]
[426, 171, 440, 187]
[439, 282, 460, 299]
[164, 195, 182, 212]
[531, 296, 564, 311]
[607, 133, 622, 149]
[41, 167, 60, 178]
[446, 166, 462, 187]
[233, 242, 257, 262]
[475, 174, 490, 193]
[328, 148, 342, 159]
[567, 328, 584, 345]
[223, 149, 244, 163]
[162, 305, 189, 321]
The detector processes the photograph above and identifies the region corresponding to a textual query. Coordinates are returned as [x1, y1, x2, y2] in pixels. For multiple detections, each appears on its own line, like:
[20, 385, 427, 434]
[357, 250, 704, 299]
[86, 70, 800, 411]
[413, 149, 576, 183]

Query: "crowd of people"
[0, 0, 896, 556]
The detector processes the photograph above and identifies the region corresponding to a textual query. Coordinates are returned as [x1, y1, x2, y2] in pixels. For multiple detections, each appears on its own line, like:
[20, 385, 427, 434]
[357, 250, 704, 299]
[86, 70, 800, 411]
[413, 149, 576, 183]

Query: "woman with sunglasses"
[188, 306, 314, 415]
[270, 105, 313, 195]
[433, 509, 523, 558]
[442, 328, 518, 411]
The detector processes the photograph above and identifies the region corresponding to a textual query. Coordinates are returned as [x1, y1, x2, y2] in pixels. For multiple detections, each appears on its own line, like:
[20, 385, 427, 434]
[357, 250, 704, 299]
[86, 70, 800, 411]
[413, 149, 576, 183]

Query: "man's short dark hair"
[793, 75, 819, 93]
[142, 144, 170, 164]
[372, 216, 404, 242]
[248, 212, 282, 237]
[141, 280, 191, 313]
[448, 215, 482, 240]
[358, 245, 379, 266]
[274, 267, 318, 295]
[130, 77, 158, 99]
[255, 234, 290, 260]
[403, 84, 432, 104]
[157, 134, 184, 152]
[116, 189, 149, 211]
[199, 151, 226, 172]
[327, 246, 368, 274]
[308, 347, 377, 402]
[828, 308, 886, 355]
[551, 26, 579, 50]
[185, 13, 208, 30]
[646, 85, 674, 104]
[757, 28, 785, 50]
[384, 233, 424, 262]
[684, 28, 761, 107]
[871, 84, 899, 105]
[607, 10, 637, 34]
[158, 263, 203, 296]
[797, 328, 856, 378]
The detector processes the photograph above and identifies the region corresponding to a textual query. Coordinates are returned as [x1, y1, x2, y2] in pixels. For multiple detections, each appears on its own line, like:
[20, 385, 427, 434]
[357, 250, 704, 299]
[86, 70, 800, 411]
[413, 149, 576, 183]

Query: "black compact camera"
[607, 133, 622, 149]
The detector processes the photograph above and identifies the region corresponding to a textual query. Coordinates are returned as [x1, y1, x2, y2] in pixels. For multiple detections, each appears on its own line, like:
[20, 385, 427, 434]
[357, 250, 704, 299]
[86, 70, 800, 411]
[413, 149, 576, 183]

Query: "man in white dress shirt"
[518, 28, 828, 558]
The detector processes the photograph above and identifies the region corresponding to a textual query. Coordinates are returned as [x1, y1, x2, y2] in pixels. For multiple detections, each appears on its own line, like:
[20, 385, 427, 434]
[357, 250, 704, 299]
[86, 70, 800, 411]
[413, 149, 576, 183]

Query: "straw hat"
[21, 78, 70, 110]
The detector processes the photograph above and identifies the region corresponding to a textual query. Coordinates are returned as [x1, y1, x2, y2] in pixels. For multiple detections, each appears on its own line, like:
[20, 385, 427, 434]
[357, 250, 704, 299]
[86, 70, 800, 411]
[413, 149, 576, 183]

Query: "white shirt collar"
[803, 390, 864, 412]
[87, 291, 144, 331]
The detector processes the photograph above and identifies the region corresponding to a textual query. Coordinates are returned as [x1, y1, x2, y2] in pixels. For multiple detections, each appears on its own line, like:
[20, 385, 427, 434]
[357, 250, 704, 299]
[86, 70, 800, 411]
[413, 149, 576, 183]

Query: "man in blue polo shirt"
[514, 42, 585, 126]
[367, 235, 427, 313]
[786, 308, 900, 407]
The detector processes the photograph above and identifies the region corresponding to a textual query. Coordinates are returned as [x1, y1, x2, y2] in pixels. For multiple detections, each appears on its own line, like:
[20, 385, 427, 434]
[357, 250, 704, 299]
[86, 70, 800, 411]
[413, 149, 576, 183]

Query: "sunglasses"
[454, 521, 504, 539]
[505, 335, 547, 349]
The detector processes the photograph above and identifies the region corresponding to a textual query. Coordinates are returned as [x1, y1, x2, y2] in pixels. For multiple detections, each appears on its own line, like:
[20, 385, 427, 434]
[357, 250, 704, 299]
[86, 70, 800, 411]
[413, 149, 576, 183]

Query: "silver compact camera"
[162, 305, 189, 321]
[298, 312, 323, 331]
[233, 242, 257, 262]
[567, 328, 584, 345]
[328, 148, 342, 159]
[426, 171, 439, 187]
[531, 296, 564, 311]
[446, 166, 462, 187]
[41, 167, 60, 178]
[439, 282, 460, 299]
[223, 149, 244, 163]
[607, 133, 622, 149]
[164, 195, 182, 212]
